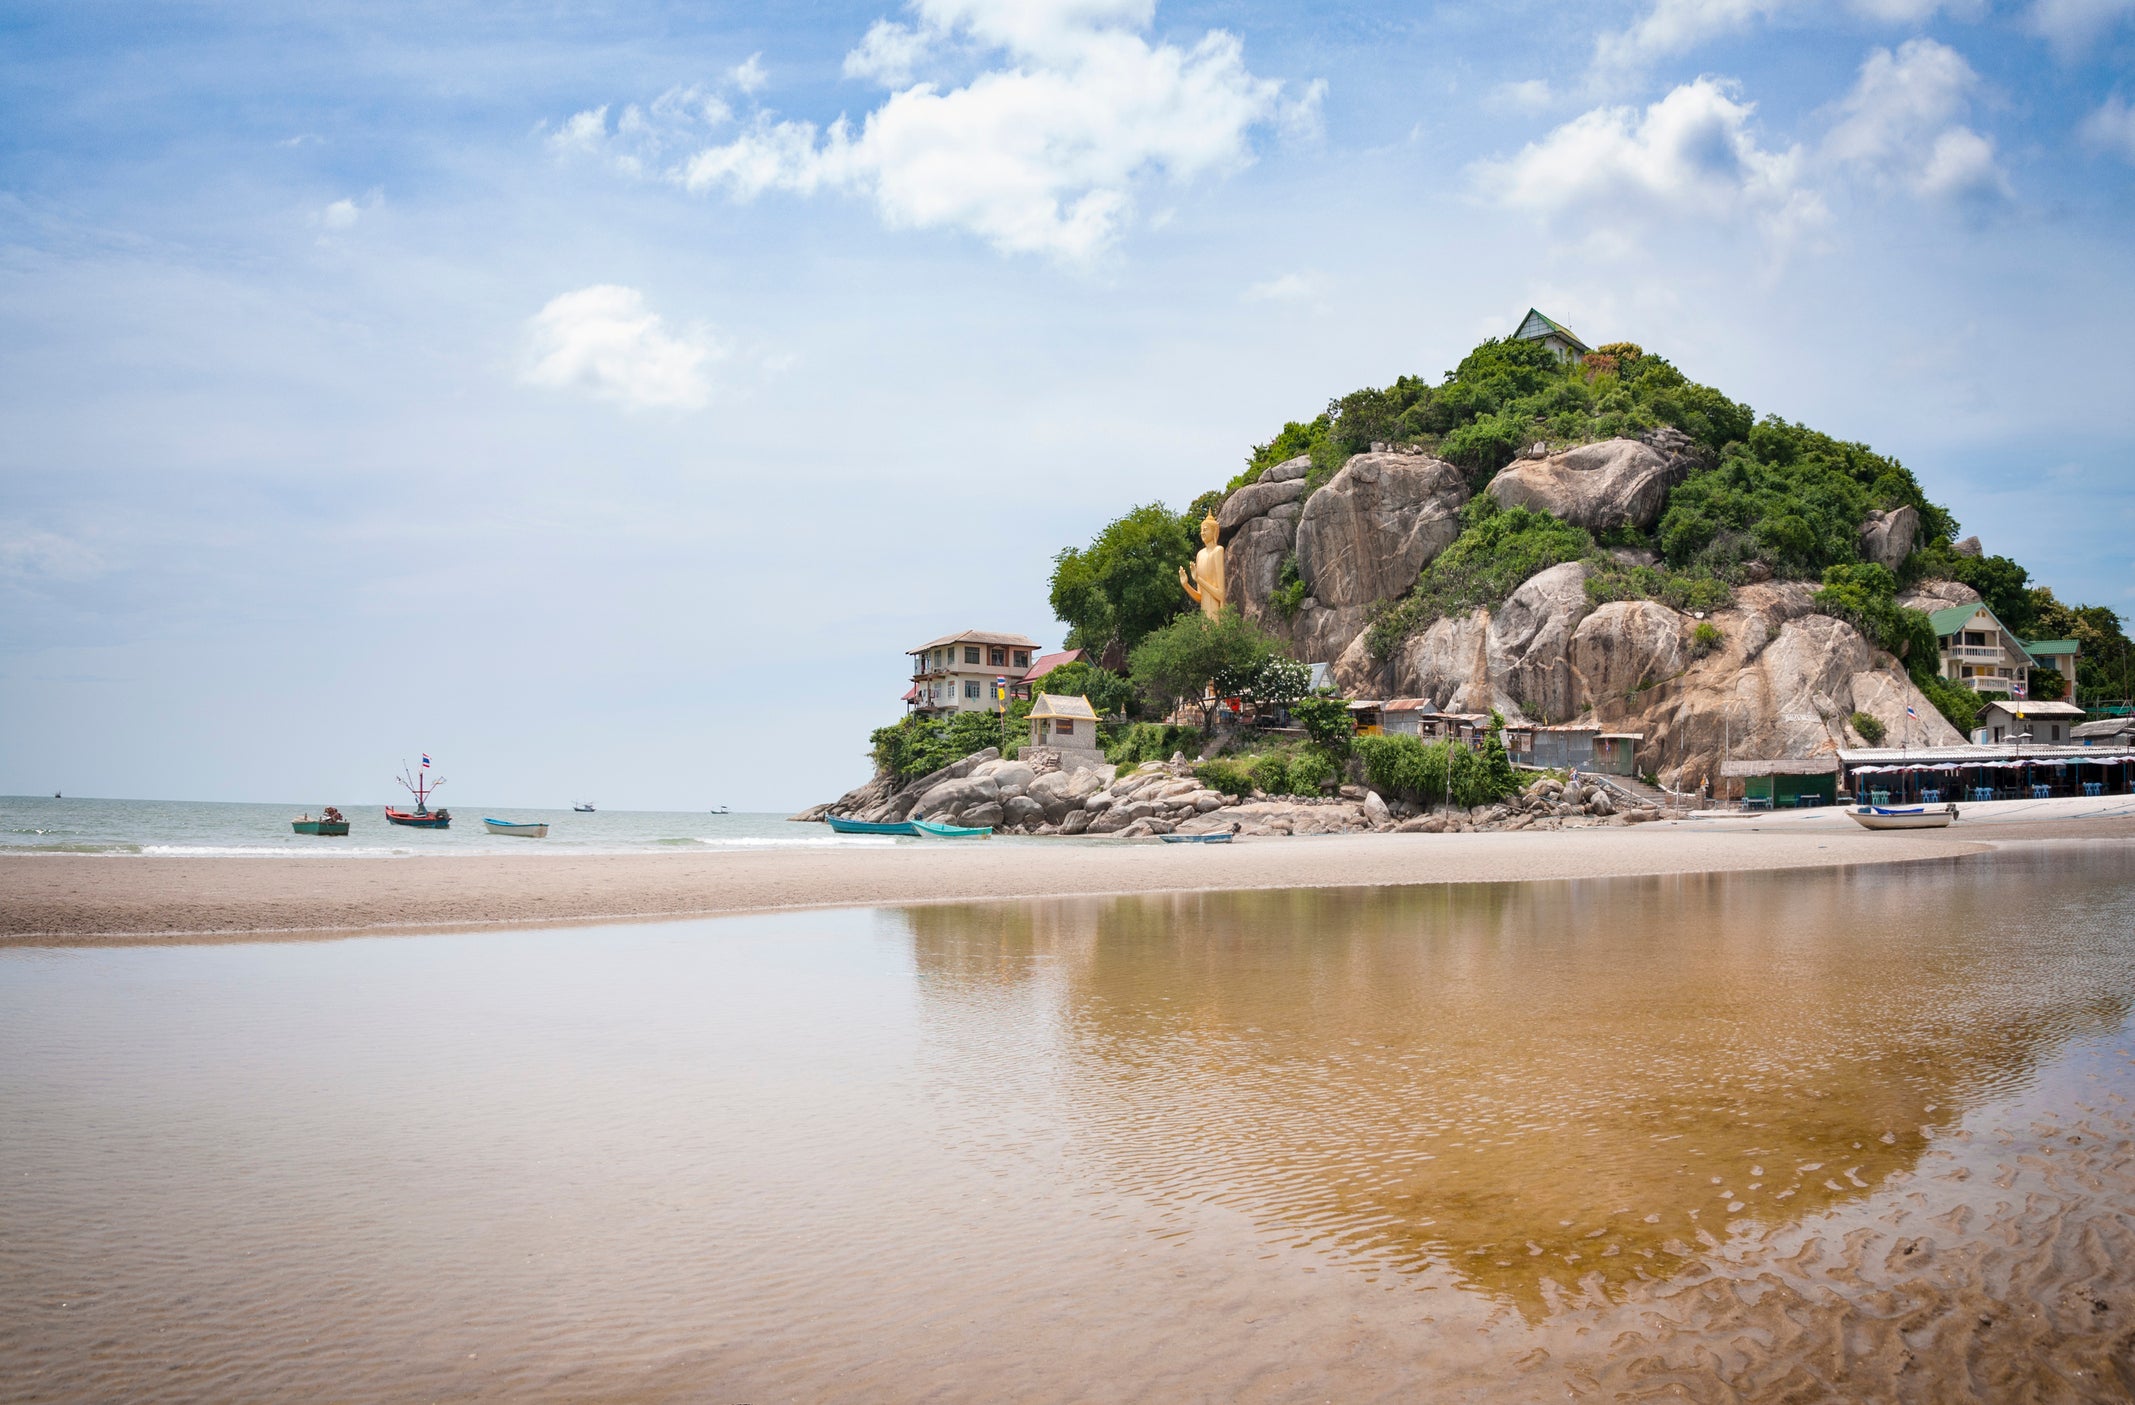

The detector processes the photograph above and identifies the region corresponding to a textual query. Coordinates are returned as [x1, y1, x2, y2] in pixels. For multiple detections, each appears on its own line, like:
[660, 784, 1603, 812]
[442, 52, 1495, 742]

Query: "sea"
[0, 794, 892, 858]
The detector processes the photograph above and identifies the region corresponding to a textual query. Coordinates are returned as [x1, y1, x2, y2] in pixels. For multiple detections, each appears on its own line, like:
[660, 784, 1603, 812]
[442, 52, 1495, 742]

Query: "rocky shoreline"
[795, 747, 1673, 838]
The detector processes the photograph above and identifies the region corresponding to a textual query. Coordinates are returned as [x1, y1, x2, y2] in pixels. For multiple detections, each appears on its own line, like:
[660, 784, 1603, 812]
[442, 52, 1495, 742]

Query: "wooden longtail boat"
[292, 806, 350, 836]
[1159, 831, 1233, 843]
[1847, 803, 1958, 831]
[482, 818, 550, 837]
[826, 815, 920, 836]
[911, 819, 991, 839]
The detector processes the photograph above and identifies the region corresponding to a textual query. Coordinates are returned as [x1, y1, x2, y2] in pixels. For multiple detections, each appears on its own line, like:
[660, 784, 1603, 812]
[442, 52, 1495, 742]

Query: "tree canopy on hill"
[1039, 331, 2129, 750]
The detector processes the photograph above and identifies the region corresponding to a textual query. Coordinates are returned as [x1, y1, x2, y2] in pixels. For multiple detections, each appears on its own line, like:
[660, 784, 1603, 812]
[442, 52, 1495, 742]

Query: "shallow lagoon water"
[4, 848, 2134, 1401]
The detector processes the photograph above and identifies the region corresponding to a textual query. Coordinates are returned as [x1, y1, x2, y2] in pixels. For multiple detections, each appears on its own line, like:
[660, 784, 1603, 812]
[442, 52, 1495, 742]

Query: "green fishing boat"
[292, 807, 350, 836]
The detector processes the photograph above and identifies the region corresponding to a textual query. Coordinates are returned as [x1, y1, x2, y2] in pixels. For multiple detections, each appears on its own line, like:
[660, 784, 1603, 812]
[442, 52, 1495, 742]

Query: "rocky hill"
[1222, 430, 1968, 792]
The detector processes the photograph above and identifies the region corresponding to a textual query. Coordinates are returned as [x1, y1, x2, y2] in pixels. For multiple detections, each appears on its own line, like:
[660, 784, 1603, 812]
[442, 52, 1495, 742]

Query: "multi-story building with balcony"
[1929, 603, 2037, 697]
[904, 630, 1040, 715]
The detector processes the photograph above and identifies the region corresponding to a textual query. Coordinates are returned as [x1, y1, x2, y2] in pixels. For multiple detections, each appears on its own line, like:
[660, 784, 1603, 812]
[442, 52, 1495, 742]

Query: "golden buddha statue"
[1178, 511, 1227, 619]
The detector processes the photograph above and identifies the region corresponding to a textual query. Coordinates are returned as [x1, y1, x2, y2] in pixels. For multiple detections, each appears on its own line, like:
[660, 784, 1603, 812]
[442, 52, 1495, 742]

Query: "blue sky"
[3, 0, 2132, 809]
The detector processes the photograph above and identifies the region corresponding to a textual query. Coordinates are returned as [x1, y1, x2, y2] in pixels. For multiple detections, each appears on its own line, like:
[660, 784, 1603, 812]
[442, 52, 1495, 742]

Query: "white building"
[906, 630, 1040, 715]
[1511, 307, 1591, 363]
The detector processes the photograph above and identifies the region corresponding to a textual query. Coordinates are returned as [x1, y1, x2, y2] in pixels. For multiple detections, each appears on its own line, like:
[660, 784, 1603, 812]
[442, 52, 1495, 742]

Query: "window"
[1014, 651, 1030, 667]
[989, 647, 1006, 666]
[1964, 631, 1986, 647]
[1056, 719, 1075, 735]
[964, 680, 980, 699]
[964, 646, 981, 664]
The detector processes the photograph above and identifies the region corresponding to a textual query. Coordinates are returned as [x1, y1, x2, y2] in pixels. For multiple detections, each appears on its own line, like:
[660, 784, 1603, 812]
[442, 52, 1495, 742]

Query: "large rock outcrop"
[1295, 453, 1469, 608]
[1484, 430, 1703, 532]
[1859, 507, 1920, 572]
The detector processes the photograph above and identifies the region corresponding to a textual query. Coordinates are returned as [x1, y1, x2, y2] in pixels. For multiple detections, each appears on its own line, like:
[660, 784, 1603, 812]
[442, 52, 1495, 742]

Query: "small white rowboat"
[482, 817, 551, 838]
[1847, 804, 1958, 831]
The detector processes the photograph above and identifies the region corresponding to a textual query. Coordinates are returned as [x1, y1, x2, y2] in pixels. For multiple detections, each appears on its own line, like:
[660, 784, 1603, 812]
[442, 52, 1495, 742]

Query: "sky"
[2, 0, 2132, 810]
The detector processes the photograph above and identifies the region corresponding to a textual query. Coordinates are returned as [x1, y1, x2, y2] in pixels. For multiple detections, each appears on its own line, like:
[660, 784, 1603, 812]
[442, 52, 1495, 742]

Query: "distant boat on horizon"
[710, 805, 729, 814]
[573, 802, 596, 812]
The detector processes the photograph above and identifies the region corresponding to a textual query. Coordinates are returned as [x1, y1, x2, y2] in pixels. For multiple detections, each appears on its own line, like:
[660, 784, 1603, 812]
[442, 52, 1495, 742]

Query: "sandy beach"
[6, 796, 2131, 943]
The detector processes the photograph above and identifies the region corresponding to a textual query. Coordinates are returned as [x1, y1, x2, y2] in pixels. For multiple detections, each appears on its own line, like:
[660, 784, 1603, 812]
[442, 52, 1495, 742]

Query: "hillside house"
[907, 630, 1039, 715]
[1973, 699, 2086, 746]
[1511, 308, 1591, 363]
[1015, 648, 1083, 702]
[1929, 604, 2036, 698]
[2025, 638, 2080, 693]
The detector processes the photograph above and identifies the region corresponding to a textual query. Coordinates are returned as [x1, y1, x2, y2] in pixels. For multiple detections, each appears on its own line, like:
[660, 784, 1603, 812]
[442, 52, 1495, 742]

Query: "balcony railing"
[1944, 644, 2006, 662]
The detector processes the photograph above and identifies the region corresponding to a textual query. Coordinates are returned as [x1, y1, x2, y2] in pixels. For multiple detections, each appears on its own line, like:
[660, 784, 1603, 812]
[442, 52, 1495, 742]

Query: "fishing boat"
[709, 805, 730, 815]
[911, 819, 991, 839]
[1159, 831, 1234, 843]
[573, 802, 596, 813]
[292, 806, 350, 836]
[1847, 803, 1958, 831]
[826, 815, 920, 836]
[384, 757, 452, 829]
[482, 817, 550, 838]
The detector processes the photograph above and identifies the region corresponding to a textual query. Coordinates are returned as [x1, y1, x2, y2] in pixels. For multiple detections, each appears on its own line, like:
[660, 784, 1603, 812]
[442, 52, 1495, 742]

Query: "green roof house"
[2024, 638, 2081, 695]
[1511, 308, 1590, 363]
[1928, 602, 2037, 701]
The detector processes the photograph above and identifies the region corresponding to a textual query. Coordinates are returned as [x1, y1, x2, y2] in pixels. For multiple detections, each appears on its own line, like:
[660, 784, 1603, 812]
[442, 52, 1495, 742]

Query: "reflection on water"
[5, 848, 2135, 1402]
[899, 858, 2135, 1310]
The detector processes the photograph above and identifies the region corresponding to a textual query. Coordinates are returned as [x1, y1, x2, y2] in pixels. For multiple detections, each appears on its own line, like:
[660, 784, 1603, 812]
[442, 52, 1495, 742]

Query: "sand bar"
[7, 799, 2130, 944]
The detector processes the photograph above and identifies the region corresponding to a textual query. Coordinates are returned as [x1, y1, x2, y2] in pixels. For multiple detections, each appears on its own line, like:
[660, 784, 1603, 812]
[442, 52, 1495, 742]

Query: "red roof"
[1021, 648, 1083, 682]
[901, 684, 919, 702]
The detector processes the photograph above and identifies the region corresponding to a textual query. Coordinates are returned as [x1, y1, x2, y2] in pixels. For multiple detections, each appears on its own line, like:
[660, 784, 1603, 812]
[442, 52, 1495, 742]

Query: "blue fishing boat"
[911, 819, 991, 839]
[826, 815, 921, 836]
[1159, 831, 1233, 843]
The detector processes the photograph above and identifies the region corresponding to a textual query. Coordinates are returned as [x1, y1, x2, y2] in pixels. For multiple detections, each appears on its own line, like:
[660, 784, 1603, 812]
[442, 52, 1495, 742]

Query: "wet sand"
[6, 854, 2135, 1402]
[0, 821, 1994, 943]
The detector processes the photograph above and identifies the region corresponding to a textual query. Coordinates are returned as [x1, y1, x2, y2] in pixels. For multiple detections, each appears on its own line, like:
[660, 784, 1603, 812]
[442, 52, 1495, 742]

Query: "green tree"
[1049, 504, 1198, 659]
[1289, 694, 1357, 758]
[1126, 608, 1279, 734]
[1030, 659, 1134, 717]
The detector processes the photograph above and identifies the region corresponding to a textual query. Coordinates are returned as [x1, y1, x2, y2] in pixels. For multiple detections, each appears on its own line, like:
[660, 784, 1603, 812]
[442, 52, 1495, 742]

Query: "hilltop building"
[906, 630, 1039, 715]
[1511, 308, 1590, 363]
[1929, 603, 2036, 698]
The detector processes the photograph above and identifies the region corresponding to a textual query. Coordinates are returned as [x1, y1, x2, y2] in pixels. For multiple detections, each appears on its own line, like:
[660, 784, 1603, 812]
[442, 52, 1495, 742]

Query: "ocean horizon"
[0, 795, 882, 858]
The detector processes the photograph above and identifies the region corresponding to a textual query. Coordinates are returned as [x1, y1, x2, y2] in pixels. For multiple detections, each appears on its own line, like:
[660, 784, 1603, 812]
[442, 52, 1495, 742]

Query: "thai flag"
[1906, 706, 1917, 719]
[421, 753, 431, 769]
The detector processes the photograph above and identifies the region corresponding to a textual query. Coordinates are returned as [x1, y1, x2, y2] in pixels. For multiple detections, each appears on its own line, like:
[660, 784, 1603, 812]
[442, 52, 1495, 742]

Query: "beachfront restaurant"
[1837, 744, 2135, 803]
[1722, 757, 1840, 809]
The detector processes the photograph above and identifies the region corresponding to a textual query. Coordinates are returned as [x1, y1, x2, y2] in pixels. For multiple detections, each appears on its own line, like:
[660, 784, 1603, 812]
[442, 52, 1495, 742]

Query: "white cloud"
[1476, 78, 1815, 230]
[731, 53, 768, 94]
[1491, 79, 1554, 113]
[1823, 40, 2008, 202]
[312, 190, 383, 241]
[1593, 0, 1983, 73]
[574, 0, 1313, 263]
[2027, 0, 2135, 52]
[521, 285, 718, 411]
[2080, 94, 2135, 161]
[845, 20, 928, 86]
[1595, 0, 1788, 71]
[548, 105, 611, 160]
